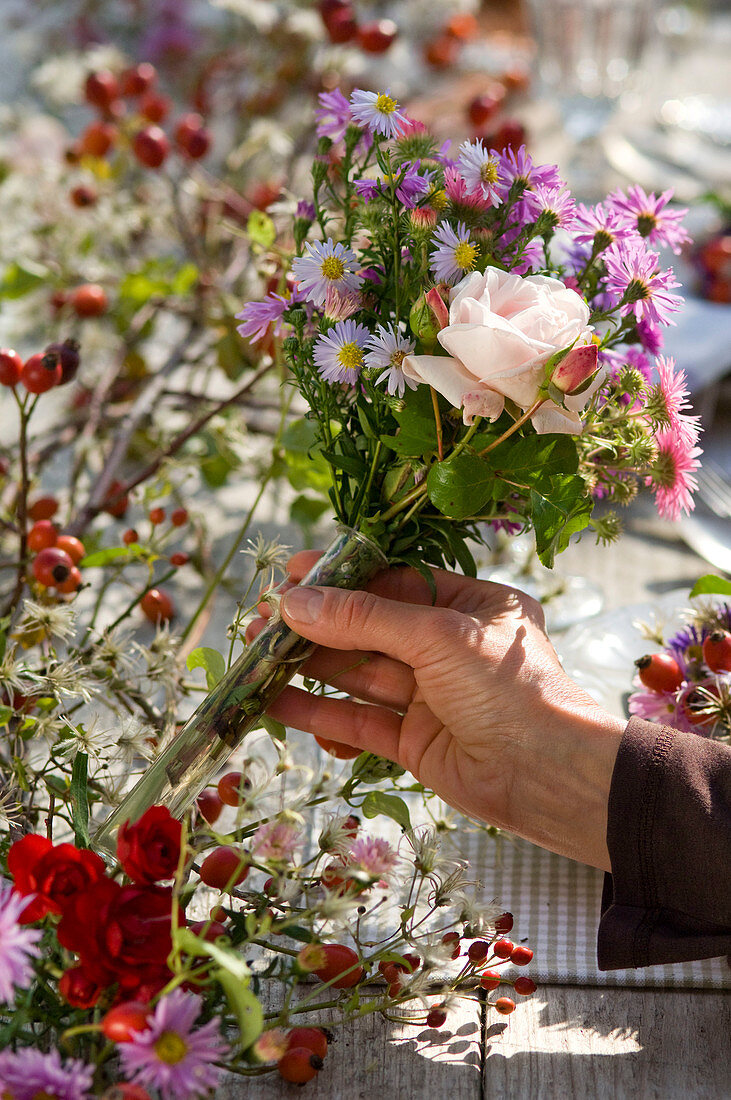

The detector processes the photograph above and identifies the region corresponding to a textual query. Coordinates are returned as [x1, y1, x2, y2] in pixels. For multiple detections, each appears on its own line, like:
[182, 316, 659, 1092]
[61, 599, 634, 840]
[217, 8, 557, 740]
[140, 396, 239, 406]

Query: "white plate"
[556, 589, 694, 717]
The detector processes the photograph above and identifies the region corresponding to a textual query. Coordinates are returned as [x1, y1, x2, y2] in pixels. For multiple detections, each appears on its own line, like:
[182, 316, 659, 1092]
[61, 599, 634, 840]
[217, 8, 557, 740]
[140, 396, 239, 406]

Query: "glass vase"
[94, 526, 388, 855]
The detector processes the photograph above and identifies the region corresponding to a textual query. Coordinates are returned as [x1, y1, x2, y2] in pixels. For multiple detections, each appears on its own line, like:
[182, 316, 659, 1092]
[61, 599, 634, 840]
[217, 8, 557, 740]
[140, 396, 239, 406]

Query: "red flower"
[58, 878, 183, 998]
[8, 834, 106, 923]
[59, 965, 105, 1009]
[117, 805, 182, 884]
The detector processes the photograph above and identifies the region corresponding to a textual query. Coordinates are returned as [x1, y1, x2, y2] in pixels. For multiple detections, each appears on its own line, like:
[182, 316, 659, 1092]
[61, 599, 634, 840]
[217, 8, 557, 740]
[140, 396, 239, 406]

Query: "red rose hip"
[132, 126, 170, 169]
[635, 653, 684, 693]
[32, 546, 74, 587]
[702, 631, 731, 673]
[199, 846, 249, 889]
[0, 348, 22, 386]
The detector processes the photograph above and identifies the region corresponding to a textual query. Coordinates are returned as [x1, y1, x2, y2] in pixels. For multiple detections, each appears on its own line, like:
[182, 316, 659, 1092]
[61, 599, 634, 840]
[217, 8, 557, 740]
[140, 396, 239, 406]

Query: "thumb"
[280, 584, 456, 667]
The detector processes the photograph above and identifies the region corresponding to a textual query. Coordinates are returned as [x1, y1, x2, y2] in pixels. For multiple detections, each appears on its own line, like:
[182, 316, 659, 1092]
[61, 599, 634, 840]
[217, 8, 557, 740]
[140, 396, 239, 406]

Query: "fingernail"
[282, 586, 324, 624]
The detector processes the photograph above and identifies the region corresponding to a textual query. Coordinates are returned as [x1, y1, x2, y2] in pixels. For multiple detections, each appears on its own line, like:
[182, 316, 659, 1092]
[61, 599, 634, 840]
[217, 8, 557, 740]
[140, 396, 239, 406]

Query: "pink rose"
[402, 267, 602, 434]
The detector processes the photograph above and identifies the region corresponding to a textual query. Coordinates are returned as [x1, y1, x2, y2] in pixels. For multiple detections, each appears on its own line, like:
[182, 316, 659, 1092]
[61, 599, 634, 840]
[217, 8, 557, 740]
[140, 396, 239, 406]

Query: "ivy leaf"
[427, 453, 494, 519]
[186, 647, 226, 689]
[361, 791, 412, 830]
[530, 475, 592, 568]
[689, 575, 731, 598]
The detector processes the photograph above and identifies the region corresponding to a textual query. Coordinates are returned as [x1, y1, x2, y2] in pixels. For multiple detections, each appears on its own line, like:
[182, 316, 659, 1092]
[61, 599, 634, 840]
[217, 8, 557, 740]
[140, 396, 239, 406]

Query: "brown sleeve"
[598, 715, 731, 969]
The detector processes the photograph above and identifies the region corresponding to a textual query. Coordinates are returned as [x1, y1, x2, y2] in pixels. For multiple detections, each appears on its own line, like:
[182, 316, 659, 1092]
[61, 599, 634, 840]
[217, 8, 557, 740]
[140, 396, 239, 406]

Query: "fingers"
[245, 616, 415, 709]
[279, 585, 464, 668]
[266, 685, 403, 762]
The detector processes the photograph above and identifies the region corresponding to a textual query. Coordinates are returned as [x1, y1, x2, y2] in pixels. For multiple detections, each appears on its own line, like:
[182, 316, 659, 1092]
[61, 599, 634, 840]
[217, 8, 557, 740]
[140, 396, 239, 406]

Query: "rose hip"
[635, 652, 684, 693]
[27, 520, 58, 553]
[199, 846, 249, 889]
[101, 1001, 150, 1043]
[492, 939, 514, 959]
[21, 352, 62, 394]
[32, 547, 74, 587]
[0, 348, 23, 387]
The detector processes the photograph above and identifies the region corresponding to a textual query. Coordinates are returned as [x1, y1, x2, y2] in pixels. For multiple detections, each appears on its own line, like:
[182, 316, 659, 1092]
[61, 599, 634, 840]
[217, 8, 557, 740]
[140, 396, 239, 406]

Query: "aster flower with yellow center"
[291, 238, 361, 308]
[349, 88, 406, 138]
[430, 221, 479, 284]
[313, 318, 370, 384]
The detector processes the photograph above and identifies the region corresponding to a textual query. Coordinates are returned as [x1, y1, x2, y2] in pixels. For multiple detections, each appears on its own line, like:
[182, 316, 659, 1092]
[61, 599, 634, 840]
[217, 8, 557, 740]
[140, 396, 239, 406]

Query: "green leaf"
[393, 385, 440, 450]
[186, 647, 226, 689]
[427, 453, 494, 519]
[70, 752, 91, 849]
[247, 210, 276, 248]
[484, 434, 579, 496]
[259, 715, 286, 740]
[0, 705, 13, 728]
[530, 475, 592, 568]
[380, 433, 433, 457]
[689, 575, 731, 598]
[361, 791, 411, 830]
[81, 545, 144, 567]
[320, 449, 366, 478]
[282, 418, 332, 493]
[175, 927, 252, 981]
[170, 262, 199, 296]
[290, 494, 330, 529]
[217, 970, 264, 1050]
[0, 260, 47, 299]
[351, 753, 406, 783]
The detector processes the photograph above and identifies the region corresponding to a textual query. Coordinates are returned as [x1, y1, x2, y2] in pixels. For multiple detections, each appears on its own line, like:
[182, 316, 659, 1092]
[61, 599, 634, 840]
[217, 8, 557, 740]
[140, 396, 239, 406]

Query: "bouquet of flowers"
[99, 84, 701, 834]
[629, 575, 731, 739]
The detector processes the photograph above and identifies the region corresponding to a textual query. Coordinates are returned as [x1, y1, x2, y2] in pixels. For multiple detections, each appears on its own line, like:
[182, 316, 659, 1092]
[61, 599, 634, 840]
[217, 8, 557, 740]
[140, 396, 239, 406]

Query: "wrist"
[509, 690, 626, 871]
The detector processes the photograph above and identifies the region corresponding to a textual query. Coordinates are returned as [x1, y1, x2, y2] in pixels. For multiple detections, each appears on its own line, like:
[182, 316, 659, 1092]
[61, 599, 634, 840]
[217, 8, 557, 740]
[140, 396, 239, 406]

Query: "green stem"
[477, 399, 546, 458]
[430, 388, 444, 460]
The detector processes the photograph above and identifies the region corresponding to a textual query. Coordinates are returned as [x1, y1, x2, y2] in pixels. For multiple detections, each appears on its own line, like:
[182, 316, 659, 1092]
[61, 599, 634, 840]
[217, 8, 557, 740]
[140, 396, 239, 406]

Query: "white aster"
[291, 239, 361, 308]
[429, 221, 479, 285]
[349, 89, 406, 138]
[364, 325, 418, 398]
[457, 140, 504, 205]
[313, 318, 371, 385]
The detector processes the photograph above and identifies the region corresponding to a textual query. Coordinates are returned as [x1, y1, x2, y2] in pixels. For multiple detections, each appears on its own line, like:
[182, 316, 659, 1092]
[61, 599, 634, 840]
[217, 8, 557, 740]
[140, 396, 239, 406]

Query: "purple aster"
[636, 317, 664, 354]
[604, 241, 683, 326]
[0, 880, 41, 1005]
[497, 146, 563, 196]
[119, 988, 229, 1100]
[313, 318, 371, 384]
[236, 293, 288, 344]
[0, 1047, 94, 1100]
[355, 162, 432, 208]
[354, 176, 380, 203]
[349, 89, 406, 138]
[573, 201, 636, 251]
[607, 185, 691, 255]
[364, 324, 417, 397]
[296, 199, 315, 221]
[315, 88, 352, 142]
[456, 140, 503, 206]
[430, 220, 479, 284]
[525, 185, 577, 230]
[291, 238, 362, 308]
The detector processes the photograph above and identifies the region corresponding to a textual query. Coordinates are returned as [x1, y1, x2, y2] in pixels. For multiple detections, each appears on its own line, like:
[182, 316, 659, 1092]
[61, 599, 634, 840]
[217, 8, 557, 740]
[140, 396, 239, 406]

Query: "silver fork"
[695, 460, 731, 519]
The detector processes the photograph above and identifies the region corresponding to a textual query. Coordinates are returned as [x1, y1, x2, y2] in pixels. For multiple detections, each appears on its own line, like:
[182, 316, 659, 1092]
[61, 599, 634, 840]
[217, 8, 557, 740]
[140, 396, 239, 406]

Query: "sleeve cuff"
[598, 716, 731, 969]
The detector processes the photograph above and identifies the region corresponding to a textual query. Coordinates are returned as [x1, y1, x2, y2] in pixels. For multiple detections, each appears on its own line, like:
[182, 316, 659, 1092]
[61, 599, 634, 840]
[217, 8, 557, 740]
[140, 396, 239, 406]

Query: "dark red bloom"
[57, 878, 182, 998]
[117, 805, 182, 884]
[8, 834, 106, 923]
[59, 965, 105, 1008]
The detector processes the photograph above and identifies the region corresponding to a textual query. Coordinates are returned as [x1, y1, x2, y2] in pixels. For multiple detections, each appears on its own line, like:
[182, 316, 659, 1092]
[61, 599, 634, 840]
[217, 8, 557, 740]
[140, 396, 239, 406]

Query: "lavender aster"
[497, 146, 563, 196]
[364, 324, 417, 397]
[0, 1047, 94, 1100]
[292, 239, 361, 308]
[430, 221, 479, 284]
[313, 318, 371, 384]
[525, 185, 577, 230]
[0, 880, 41, 1004]
[574, 201, 636, 251]
[604, 241, 683, 326]
[236, 293, 288, 344]
[315, 88, 352, 142]
[349, 89, 406, 138]
[119, 988, 228, 1100]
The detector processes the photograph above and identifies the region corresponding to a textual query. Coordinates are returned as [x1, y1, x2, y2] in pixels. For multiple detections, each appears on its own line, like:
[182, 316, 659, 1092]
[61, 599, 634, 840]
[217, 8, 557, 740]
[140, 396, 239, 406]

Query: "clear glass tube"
[94, 526, 388, 856]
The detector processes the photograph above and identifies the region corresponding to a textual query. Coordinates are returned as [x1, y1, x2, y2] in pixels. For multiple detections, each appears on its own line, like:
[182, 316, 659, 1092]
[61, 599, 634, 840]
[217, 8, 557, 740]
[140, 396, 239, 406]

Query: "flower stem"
[477, 399, 546, 457]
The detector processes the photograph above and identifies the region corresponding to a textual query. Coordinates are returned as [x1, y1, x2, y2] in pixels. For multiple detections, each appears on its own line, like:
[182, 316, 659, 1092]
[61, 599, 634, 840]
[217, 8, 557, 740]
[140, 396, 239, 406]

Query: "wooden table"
[218, 495, 731, 1098]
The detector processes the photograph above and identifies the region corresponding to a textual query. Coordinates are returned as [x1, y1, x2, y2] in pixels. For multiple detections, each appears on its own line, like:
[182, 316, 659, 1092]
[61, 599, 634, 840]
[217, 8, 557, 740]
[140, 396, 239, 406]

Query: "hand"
[247, 554, 625, 870]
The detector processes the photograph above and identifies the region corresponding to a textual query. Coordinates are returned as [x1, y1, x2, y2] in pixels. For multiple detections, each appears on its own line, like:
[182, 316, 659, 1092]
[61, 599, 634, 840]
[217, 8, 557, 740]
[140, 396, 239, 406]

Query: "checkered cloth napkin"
[460, 829, 731, 989]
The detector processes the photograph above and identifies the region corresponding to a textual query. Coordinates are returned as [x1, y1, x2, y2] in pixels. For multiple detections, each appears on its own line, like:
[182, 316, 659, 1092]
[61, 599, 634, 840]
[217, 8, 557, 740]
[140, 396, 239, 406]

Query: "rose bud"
[424, 285, 450, 330]
[550, 342, 599, 396]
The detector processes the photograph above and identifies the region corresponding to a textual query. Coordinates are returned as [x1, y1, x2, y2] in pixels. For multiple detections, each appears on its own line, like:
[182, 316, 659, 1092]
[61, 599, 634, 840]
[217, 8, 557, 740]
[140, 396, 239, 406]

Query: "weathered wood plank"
[217, 984, 482, 1098]
[483, 985, 731, 1100]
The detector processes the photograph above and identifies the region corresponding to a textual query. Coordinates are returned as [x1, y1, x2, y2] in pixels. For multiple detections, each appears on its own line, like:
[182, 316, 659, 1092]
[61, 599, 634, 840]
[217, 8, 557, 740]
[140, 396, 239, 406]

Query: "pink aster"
[251, 819, 303, 862]
[346, 836, 399, 879]
[655, 355, 693, 427]
[649, 424, 702, 521]
[119, 988, 229, 1100]
[0, 880, 41, 1005]
[573, 201, 636, 250]
[628, 686, 691, 731]
[604, 241, 683, 327]
[444, 166, 489, 211]
[525, 184, 577, 230]
[236, 293, 288, 344]
[607, 184, 690, 255]
[0, 1047, 94, 1100]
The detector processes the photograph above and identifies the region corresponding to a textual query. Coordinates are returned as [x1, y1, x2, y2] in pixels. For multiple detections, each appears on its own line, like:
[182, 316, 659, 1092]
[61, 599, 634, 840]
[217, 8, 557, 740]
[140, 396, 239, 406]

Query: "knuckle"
[332, 588, 380, 635]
